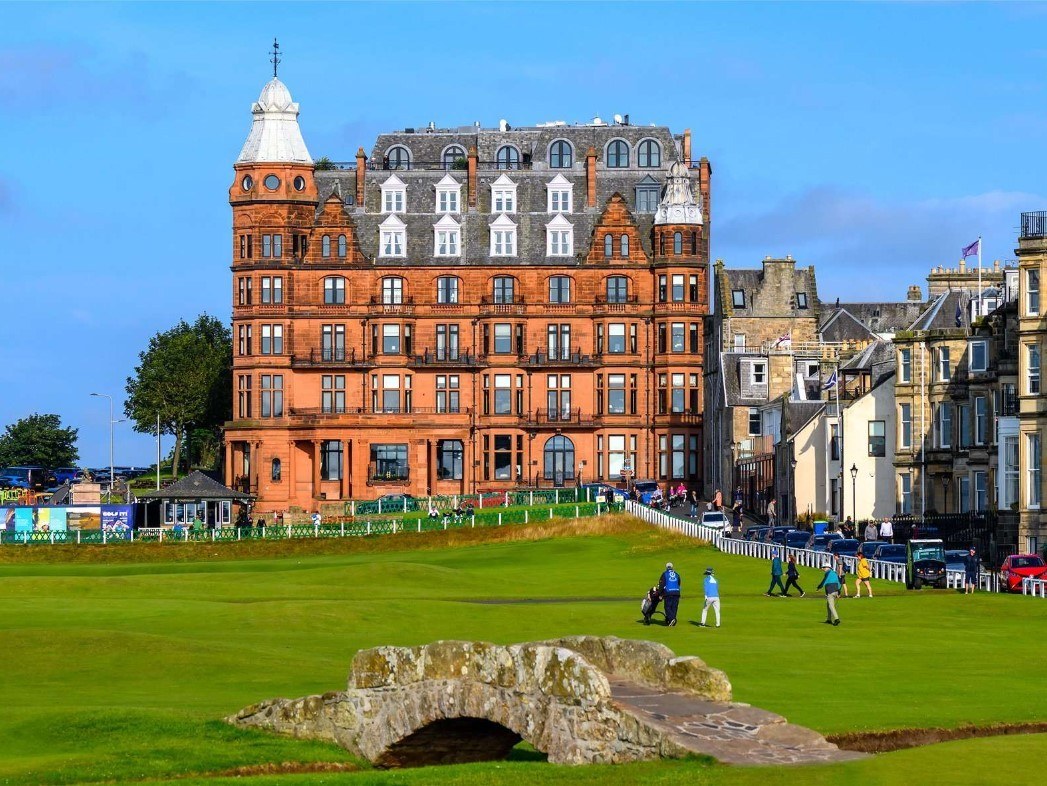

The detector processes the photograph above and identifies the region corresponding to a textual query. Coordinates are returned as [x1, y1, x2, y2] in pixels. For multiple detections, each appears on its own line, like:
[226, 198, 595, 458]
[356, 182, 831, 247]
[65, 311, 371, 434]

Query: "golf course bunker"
[230, 636, 865, 768]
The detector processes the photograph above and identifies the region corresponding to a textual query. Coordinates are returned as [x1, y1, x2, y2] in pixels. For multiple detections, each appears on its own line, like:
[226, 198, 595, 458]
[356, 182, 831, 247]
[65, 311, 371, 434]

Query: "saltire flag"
[822, 370, 837, 390]
[961, 239, 980, 259]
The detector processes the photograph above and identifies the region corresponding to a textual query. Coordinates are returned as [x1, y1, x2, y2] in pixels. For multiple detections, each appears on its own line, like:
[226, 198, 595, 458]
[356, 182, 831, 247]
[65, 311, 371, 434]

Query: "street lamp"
[850, 463, 858, 524]
[90, 393, 115, 501]
[942, 475, 951, 514]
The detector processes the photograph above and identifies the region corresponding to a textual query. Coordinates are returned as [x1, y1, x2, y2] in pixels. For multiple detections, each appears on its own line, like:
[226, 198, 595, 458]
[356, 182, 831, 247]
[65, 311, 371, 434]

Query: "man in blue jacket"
[766, 550, 786, 596]
[658, 562, 682, 627]
[700, 567, 720, 627]
[817, 562, 842, 626]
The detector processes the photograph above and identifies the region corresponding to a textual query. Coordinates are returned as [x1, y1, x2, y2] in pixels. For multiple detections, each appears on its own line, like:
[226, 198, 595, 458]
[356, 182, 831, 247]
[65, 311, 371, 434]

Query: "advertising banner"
[14, 508, 34, 532]
[101, 505, 135, 530]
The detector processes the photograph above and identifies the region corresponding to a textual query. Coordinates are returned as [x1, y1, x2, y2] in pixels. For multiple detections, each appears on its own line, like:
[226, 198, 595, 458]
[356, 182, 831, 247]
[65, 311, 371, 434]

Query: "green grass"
[0, 516, 1043, 785]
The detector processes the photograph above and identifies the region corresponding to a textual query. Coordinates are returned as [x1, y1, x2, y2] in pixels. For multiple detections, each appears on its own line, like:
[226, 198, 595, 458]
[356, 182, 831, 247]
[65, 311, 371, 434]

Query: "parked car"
[376, 493, 417, 511]
[700, 511, 729, 530]
[52, 467, 83, 485]
[805, 532, 843, 552]
[906, 539, 948, 589]
[786, 530, 810, 549]
[999, 554, 1047, 592]
[828, 538, 861, 557]
[766, 526, 795, 545]
[0, 466, 48, 490]
[873, 544, 907, 564]
[944, 549, 971, 573]
[859, 540, 888, 559]
[745, 526, 770, 542]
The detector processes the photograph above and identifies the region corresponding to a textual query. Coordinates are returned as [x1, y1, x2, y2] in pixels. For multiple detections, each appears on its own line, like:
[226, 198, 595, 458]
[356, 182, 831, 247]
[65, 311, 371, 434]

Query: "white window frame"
[379, 214, 406, 258]
[899, 472, 913, 514]
[938, 347, 951, 382]
[435, 174, 461, 215]
[974, 395, 987, 446]
[969, 340, 988, 373]
[750, 360, 767, 386]
[899, 403, 912, 449]
[899, 348, 911, 383]
[937, 403, 952, 449]
[546, 174, 573, 214]
[545, 213, 574, 257]
[380, 174, 406, 214]
[973, 470, 987, 512]
[1027, 432, 1041, 509]
[490, 213, 517, 257]
[490, 173, 517, 214]
[1027, 268, 1040, 317]
[1027, 342, 1041, 395]
[433, 214, 461, 257]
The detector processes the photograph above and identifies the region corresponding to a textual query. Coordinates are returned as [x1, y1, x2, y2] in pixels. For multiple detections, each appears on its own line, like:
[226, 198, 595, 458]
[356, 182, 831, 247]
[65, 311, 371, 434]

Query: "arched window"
[606, 276, 628, 304]
[638, 140, 661, 168]
[673, 232, 683, 255]
[442, 145, 467, 170]
[337, 234, 347, 258]
[544, 435, 575, 484]
[271, 458, 282, 482]
[549, 140, 572, 169]
[386, 146, 411, 170]
[493, 276, 515, 304]
[324, 276, 346, 305]
[321, 235, 331, 258]
[620, 235, 630, 257]
[496, 146, 520, 170]
[604, 233, 613, 259]
[606, 140, 629, 168]
[382, 276, 404, 305]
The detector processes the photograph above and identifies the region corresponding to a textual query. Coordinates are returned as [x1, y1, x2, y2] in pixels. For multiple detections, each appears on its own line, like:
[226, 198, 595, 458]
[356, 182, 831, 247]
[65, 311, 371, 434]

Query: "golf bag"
[641, 586, 663, 624]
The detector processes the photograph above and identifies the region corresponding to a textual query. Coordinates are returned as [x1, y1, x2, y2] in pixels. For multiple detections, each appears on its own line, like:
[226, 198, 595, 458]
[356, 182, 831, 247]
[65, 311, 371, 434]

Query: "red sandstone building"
[225, 75, 710, 510]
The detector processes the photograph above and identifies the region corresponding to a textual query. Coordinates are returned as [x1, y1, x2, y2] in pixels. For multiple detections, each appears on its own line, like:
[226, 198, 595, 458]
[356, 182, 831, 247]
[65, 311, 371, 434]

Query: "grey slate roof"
[720, 263, 819, 318]
[784, 401, 826, 439]
[908, 291, 969, 331]
[819, 308, 878, 343]
[822, 301, 925, 334]
[314, 125, 701, 267]
[138, 470, 253, 501]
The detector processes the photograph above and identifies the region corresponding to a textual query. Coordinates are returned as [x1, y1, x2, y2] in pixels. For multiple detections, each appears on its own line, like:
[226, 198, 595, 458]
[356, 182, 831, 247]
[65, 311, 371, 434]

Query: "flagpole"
[835, 361, 842, 523]
[977, 235, 982, 318]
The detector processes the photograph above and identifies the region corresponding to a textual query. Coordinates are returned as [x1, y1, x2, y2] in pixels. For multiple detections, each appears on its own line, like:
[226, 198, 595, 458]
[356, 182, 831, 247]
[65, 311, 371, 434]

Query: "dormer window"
[381, 174, 406, 213]
[796, 292, 808, 309]
[732, 289, 745, 308]
[490, 214, 517, 257]
[435, 174, 461, 214]
[442, 145, 467, 170]
[433, 215, 460, 257]
[549, 140, 573, 168]
[379, 214, 406, 258]
[638, 139, 662, 168]
[547, 174, 572, 214]
[606, 139, 629, 168]
[635, 175, 660, 212]
[496, 146, 521, 171]
[546, 214, 573, 257]
[386, 146, 411, 170]
[491, 174, 517, 214]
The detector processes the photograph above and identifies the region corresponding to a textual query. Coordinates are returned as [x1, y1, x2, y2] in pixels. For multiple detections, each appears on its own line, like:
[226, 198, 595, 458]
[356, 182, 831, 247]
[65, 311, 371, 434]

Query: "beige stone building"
[926, 259, 1006, 298]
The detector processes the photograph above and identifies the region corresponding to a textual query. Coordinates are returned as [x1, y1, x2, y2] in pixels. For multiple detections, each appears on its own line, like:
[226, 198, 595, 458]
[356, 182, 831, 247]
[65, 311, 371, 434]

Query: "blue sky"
[1, 2, 1045, 466]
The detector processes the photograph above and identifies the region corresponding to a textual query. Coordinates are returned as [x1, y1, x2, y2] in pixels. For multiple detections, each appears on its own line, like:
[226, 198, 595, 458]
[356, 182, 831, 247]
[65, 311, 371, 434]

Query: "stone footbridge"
[230, 636, 864, 768]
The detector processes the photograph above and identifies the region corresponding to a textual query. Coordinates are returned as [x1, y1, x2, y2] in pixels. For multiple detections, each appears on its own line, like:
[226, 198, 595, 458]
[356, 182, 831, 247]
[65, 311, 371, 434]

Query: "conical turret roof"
[236, 77, 312, 165]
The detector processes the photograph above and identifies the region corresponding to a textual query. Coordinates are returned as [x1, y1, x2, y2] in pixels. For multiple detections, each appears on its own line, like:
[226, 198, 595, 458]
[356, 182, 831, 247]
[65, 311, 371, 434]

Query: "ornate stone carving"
[654, 161, 703, 226]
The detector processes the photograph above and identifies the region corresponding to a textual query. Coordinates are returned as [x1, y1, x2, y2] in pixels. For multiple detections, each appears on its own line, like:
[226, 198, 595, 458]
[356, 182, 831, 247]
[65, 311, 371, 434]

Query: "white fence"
[628, 500, 923, 587]
[1022, 577, 1047, 598]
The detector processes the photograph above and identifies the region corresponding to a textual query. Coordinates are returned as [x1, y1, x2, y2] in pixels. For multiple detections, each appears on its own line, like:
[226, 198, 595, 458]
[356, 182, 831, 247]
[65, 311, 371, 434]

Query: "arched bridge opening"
[375, 717, 536, 768]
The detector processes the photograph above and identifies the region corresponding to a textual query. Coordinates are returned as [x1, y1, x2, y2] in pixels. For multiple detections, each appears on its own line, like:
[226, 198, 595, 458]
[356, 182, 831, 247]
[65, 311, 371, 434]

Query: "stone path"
[609, 680, 867, 766]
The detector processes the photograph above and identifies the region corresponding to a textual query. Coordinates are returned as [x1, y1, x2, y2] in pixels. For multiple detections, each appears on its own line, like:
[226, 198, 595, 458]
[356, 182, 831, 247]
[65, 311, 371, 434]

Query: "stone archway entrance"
[375, 718, 524, 768]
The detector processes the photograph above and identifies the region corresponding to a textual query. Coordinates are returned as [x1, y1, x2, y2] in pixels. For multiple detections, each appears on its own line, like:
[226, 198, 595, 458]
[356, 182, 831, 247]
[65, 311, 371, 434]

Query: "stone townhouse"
[1016, 210, 1047, 553]
[225, 73, 711, 510]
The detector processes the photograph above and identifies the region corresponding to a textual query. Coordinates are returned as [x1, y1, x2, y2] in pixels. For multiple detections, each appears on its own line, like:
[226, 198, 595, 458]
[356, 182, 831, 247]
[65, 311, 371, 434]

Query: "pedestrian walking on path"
[964, 547, 980, 594]
[767, 498, 777, 526]
[766, 550, 786, 596]
[700, 567, 720, 627]
[658, 562, 682, 627]
[878, 518, 894, 543]
[817, 562, 842, 626]
[864, 521, 877, 542]
[783, 554, 805, 597]
[855, 553, 873, 597]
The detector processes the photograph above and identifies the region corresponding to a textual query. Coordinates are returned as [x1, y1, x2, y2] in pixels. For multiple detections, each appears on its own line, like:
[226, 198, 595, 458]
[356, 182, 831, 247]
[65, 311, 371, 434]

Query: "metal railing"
[408, 351, 479, 367]
[291, 349, 371, 367]
[290, 406, 470, 417]
[519, 349, 596, 367]
[1021, 211, 1047, 240]
[523, 408, 600, 427]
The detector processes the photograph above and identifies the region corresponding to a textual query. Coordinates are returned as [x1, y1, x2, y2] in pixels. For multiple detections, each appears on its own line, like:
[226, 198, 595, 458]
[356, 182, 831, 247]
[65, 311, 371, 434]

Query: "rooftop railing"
[1021, 211, 1047, 240]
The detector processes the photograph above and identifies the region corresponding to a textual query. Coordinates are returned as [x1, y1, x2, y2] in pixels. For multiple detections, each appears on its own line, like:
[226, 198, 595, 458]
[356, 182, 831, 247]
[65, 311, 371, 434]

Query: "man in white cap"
[658, 561, 682, 627]
[816, 561, 842, 626]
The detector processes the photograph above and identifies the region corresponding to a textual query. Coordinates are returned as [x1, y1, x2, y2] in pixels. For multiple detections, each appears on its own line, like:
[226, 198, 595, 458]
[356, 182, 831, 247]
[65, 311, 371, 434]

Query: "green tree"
[0, 413, 79, 468]
[124, 315, 231, 477]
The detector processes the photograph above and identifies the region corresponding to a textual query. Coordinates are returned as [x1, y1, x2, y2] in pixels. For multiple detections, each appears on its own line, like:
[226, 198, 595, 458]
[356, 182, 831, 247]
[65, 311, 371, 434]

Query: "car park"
[873, 544, 907, 564]
[745, 526, 770, 542]
[805, 532, 843, 552]
[0, 466, 49, 490]
[766, 526, 795, 545]
[828, 538, 860, 557]
[786, 530, 811, 549]
[999, 554, 1047, 592]
[906, 539, 948, 589]
[52, 467, 83, 485]
[859, 540, 888, 559]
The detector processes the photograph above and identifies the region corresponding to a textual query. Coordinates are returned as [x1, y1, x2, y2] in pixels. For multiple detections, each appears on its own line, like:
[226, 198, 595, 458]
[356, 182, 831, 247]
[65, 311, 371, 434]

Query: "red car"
[999, 554, 1047, 592]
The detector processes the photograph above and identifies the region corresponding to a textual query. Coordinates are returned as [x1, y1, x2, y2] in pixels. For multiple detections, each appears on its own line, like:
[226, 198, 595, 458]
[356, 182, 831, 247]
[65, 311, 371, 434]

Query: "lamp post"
[850, 463, 858, 524]
[789, 445, 797, 526]
[90, 393, 115, 502]
[942, 475, 951, 515]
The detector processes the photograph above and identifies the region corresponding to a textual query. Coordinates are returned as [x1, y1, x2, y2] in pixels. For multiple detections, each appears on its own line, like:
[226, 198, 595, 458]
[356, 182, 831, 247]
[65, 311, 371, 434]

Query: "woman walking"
[855, 552, 873, 597]
[783, 554, 805, 597]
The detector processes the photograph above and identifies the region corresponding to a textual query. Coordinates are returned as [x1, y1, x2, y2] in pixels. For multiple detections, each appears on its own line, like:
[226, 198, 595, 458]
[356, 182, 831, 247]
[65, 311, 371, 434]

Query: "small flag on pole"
[961, 239, 980, 259]
[822, 370, 837, 390]
[774, 333, 792, 348]
[955, 297, 963, 327]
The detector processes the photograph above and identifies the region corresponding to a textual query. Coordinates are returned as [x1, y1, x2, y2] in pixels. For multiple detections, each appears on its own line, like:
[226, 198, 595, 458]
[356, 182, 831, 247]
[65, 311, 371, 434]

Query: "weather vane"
[270, 38, 281, 78]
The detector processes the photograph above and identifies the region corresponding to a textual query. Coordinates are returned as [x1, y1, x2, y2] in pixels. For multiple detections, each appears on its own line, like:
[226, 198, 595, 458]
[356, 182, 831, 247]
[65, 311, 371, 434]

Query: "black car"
[828, 538, 861, 557]
[785, 530, 810, 549]
[746, 526, 771, 542]
[766, 526, 796, 545]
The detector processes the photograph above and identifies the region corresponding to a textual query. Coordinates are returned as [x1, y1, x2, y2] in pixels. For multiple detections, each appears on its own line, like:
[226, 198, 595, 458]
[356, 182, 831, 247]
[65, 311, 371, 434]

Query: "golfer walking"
[817, 562, 842, 626]
[658, 562, 682, 627]
[700, 567, 721, 627]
